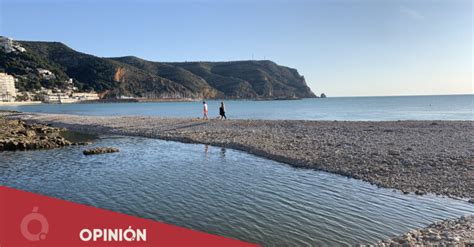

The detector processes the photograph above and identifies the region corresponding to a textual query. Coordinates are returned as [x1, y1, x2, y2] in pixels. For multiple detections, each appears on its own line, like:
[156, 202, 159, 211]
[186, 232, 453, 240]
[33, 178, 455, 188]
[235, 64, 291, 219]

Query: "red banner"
[0, 186, 258, 247]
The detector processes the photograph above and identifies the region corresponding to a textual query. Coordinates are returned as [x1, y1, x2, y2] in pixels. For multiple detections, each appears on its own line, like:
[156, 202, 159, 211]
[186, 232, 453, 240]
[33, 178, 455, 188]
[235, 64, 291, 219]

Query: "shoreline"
[0, 97, 313, 106]
[5, 112, 473, 199]
[375, 215, 473, 246]
[0, 101, 42, 106]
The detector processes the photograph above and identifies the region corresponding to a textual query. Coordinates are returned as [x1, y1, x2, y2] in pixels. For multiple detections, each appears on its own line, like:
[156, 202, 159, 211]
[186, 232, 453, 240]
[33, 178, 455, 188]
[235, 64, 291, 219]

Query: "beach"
[2, 1, 472, 245]
[0, 101, 42, 106]
[376, 215, 473, 246]
[2, 111, 473, 245]
[6, 112, 473, 199]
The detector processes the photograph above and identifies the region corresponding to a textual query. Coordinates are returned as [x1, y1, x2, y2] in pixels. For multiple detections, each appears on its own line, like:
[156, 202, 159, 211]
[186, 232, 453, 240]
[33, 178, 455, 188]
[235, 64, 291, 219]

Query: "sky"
[0, 0, 472, 96]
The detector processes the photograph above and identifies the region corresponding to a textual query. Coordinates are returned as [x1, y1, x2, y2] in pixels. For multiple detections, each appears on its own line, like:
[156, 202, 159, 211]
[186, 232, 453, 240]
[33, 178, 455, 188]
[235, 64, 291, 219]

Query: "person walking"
[219, 101, 227, 120]
[203, 101, 209, 120]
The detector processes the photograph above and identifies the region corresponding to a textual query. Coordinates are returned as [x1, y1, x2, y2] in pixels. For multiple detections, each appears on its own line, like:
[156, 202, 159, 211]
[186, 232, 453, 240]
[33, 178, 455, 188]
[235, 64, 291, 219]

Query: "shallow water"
[1, 95, 473, 120]
[0, 136, 472, 245]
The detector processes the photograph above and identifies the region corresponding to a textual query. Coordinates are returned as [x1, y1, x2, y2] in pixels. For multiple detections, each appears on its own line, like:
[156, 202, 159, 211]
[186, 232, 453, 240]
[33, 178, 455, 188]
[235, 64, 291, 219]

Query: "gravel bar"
[374, 215, 474, 246]
[8, 112, 474, 199]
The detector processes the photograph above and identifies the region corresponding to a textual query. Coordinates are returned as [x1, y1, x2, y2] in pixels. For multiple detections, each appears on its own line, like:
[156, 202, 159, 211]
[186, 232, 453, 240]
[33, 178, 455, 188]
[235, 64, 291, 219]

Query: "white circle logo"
[20, 207, 49, 241]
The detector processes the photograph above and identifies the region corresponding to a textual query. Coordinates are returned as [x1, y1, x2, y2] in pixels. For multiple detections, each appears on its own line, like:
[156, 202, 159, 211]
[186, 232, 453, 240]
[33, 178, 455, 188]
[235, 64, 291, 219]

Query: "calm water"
[0, 137, 472, 246]
[1, 95, 473, 120]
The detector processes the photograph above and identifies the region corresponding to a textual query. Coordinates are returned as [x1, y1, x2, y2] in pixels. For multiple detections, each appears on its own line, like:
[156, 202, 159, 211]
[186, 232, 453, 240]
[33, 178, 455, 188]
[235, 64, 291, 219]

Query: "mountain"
[0, 38, 316, 99]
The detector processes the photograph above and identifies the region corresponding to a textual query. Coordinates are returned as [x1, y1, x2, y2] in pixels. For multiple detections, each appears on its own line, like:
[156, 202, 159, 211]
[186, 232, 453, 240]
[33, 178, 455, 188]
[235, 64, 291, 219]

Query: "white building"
[72, 92, 100, 101]
[44, 92, 100, 103]
[44, 93, 78, 104]
[37, 69, 56, 80]
[0, 73, 17, 102]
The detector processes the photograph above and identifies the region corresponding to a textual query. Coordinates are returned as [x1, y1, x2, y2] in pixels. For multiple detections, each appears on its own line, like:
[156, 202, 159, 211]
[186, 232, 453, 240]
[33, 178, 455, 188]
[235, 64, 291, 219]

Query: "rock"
[408, 230, 418, 237]
[388, 150, 400, 156]
[468, 198, 474, 204]
[75, 142, 92, 146]
[429, 234, 442, 241]
[448, 236, 460, 242]
[26, 130, 36, 137]
[18, 141, 27, 150]
[5, 140, 18, 151]
[83, 147, 119, 155]
[26, 142, 37, 149]
[0, 119, 82, 151]
[320, 93, 327, 98]
[414, 190, 425, 195]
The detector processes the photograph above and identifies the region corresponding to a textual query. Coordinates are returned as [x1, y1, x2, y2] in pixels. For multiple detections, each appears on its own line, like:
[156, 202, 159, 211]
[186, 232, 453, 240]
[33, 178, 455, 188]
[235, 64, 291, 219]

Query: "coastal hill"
[0, 38, 316, 99]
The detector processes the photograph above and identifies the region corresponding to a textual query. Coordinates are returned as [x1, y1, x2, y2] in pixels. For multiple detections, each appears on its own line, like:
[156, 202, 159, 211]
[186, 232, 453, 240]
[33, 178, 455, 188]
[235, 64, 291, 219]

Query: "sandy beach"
[5, 112, 473, 199]
[0, 101, 42, 106]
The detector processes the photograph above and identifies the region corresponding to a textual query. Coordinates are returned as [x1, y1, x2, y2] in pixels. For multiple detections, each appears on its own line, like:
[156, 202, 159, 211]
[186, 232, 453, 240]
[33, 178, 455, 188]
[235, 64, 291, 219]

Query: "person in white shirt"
[203, 101, 209, 120]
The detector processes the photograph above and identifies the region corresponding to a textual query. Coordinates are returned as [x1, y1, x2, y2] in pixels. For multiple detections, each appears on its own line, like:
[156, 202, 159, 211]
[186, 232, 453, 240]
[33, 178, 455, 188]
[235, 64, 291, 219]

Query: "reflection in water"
[0, 136, 473, 246]
[60, 130, 97, 143]
[220, 148, 226, 158]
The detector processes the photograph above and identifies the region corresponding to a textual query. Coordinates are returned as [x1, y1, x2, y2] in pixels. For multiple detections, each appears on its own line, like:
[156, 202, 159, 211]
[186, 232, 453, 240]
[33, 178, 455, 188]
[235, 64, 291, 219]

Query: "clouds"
[400, 6, 425, 20]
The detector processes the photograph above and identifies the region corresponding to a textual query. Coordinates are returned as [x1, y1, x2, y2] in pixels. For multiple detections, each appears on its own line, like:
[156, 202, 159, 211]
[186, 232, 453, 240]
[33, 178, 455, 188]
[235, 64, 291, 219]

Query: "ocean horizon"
[1, 94, 472, 121]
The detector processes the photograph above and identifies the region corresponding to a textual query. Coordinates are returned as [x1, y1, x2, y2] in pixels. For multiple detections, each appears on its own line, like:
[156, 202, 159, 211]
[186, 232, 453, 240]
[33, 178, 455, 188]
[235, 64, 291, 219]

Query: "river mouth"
[0, 136, 472, 245]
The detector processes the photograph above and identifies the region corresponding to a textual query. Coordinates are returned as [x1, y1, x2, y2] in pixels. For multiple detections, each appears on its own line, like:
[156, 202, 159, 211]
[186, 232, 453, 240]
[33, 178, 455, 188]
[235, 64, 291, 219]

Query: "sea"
[1, 94, 473, 121]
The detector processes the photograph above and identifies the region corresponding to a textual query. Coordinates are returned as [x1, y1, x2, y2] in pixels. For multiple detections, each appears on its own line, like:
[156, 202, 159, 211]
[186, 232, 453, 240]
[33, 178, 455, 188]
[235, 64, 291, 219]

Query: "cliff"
[0, 38, 316, 99]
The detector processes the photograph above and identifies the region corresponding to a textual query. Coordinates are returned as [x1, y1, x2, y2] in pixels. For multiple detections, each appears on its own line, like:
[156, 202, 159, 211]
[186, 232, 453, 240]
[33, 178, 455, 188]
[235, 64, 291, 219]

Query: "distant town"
[0, 37, 100, 104]
[0, 71, 100, 104]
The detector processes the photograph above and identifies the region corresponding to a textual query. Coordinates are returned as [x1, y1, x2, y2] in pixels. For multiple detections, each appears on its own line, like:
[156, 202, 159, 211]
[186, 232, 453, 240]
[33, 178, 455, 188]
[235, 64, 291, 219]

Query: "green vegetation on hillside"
[0, 39, 316, 99]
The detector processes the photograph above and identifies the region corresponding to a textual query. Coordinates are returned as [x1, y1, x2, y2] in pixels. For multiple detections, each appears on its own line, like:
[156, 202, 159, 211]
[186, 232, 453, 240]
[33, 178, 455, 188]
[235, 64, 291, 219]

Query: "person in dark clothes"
[219, 102, 227, 120]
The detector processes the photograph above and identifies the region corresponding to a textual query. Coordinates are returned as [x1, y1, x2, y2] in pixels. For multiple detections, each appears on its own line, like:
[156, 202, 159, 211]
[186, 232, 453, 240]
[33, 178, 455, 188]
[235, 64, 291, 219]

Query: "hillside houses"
[0, 72, 100, 103]
[0, 73, 17, 102]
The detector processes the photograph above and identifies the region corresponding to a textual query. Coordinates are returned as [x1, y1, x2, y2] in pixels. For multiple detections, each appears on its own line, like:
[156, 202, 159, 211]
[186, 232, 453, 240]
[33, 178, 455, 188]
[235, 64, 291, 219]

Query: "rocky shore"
[373, 215, 474, 246]
[8, 112, 473, 199]
[0, 117, 75, 151]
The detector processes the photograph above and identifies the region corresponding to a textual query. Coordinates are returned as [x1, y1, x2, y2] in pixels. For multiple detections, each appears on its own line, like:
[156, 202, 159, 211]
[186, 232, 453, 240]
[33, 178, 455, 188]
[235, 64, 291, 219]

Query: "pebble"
[374, 215, 473, 246]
